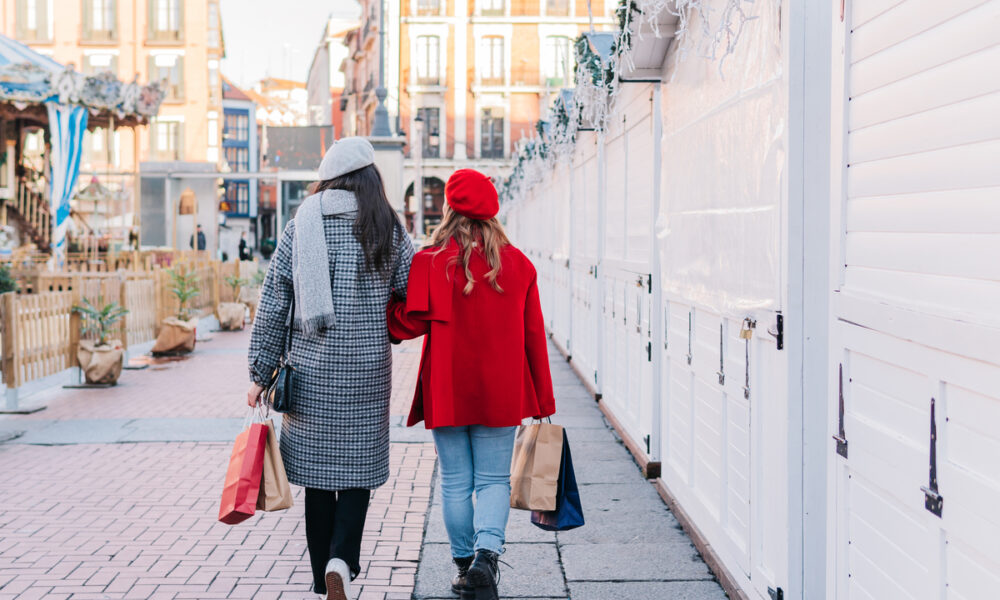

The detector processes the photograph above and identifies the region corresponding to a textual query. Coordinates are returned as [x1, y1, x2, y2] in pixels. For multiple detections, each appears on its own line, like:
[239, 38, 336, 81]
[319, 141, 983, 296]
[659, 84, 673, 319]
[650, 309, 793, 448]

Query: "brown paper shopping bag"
[256, 420, 294, 512]
[510, 422, 564, 511]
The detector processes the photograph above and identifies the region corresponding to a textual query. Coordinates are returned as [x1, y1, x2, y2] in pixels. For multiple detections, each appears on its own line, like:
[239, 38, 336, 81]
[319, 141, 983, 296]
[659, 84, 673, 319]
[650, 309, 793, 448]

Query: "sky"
[219, 0, 361, 88]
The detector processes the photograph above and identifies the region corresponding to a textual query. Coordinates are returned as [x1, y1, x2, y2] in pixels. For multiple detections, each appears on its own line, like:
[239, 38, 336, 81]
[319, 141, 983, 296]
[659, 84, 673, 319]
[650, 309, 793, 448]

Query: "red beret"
[445, 169, 499, 220]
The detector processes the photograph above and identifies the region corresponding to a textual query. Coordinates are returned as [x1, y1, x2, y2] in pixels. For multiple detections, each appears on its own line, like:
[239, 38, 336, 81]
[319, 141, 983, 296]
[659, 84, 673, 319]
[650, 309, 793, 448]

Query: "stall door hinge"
[643, 434, 651, 454]
[833, 363, 849, 458]
[686, 311, 693, 365]
[767, 313, 784, 350]
[646, 273, 652, 293]
[768, 587, 784, 600]
[921, 397, 944, 517]
[646, 341, 652, 362]
[716, 323, 725, 385]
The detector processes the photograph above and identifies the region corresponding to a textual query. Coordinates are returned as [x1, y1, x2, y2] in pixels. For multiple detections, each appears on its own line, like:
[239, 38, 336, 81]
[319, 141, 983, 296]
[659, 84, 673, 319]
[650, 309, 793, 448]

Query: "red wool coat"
[387, 239, 556, 428]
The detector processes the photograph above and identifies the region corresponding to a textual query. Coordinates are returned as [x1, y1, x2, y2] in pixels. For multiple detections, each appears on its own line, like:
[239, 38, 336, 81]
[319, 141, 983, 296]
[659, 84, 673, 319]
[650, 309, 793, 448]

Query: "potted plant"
[217, 274, 248, 330]
[151, 268, 201, 355]
[73, 297, 128, 385]
[0, 264, 18, 294]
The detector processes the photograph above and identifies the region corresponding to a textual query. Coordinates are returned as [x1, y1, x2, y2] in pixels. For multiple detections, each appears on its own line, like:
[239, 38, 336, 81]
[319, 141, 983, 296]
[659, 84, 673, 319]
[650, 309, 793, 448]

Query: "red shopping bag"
[218, 418, 269, 525]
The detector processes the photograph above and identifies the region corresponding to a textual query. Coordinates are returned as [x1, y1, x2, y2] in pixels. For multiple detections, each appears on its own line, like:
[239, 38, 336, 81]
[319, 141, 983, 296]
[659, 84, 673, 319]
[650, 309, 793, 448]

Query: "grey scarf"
[291, 189, 357, 336]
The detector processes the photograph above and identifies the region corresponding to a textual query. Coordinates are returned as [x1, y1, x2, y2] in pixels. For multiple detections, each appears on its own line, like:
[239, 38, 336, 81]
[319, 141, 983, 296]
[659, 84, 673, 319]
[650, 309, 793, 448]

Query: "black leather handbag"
[264, 295, 296, 413]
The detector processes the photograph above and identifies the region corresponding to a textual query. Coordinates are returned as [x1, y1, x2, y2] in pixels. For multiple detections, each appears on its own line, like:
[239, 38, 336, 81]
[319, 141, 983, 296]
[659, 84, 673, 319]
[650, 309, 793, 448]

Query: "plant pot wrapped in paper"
[217, 302, 246, 330]
[77, 340, 125, 385]
[152, 317, 198, 355]
[237, 286, 259, 321]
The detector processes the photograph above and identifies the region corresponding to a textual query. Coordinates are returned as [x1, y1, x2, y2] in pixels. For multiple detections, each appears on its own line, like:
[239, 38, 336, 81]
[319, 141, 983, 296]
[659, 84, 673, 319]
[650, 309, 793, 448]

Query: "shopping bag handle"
[242, 403, 267, 429]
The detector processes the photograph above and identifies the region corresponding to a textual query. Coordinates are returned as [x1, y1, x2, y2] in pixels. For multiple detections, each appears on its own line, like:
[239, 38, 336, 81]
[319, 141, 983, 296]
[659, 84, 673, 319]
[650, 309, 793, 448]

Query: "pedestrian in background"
[238, 230, 253, 261]
[190, 224, 207, 251]
[247, 137, 415, 600]
[387, 169, 556, 600]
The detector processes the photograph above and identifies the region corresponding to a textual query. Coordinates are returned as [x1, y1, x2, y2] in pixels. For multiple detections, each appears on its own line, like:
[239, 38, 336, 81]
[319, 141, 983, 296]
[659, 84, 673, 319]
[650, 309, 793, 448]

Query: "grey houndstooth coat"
[248, 210, 414, 491]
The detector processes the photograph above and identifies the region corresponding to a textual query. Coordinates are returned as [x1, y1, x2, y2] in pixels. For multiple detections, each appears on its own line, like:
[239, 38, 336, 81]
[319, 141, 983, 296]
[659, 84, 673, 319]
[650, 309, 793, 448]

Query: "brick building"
[340, 0, 616, 232]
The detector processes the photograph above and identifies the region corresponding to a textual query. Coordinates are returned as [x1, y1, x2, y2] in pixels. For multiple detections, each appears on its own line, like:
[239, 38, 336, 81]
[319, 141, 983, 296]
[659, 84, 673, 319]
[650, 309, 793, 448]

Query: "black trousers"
[304, 487, 372, 594]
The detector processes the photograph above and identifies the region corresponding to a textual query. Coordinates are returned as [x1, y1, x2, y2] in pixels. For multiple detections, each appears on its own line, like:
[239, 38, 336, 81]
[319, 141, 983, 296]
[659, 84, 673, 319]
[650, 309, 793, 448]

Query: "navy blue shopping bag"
[530, 429, 585, 531]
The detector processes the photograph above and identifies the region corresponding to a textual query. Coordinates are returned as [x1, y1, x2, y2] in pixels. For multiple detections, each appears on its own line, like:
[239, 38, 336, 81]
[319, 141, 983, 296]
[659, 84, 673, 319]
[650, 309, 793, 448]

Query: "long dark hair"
[314, 164, 400, 277]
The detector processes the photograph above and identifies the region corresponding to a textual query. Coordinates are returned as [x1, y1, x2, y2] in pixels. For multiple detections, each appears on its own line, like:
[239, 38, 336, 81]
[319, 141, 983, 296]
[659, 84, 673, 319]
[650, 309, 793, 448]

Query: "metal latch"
[767, 313, 784, 350]
[833, 364, 848, 458]
[921, 397, 943, 517]
[768, 587, 784, 600]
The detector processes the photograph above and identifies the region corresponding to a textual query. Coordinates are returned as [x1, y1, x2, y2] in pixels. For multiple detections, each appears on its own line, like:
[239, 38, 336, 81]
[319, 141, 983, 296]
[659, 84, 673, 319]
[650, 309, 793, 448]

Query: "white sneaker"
[324, 558, 351, 600]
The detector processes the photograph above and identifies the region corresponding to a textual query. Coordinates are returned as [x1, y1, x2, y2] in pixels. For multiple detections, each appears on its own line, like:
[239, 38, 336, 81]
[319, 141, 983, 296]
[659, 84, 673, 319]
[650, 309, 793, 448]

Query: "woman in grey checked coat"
[246, 138, 414, 600]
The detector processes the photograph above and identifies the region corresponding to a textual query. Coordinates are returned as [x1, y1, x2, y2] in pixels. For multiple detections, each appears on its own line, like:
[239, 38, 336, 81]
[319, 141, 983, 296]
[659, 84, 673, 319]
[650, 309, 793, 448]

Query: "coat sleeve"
[247, 220, 295, 386]
[387, 297, 429, 340]
[391, 230, 416, 299]
[524, 272, 556, 418]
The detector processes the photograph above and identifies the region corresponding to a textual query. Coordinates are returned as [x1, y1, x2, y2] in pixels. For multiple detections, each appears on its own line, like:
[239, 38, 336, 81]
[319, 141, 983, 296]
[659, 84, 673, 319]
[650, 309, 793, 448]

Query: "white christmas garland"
[500, 0, 760, 211]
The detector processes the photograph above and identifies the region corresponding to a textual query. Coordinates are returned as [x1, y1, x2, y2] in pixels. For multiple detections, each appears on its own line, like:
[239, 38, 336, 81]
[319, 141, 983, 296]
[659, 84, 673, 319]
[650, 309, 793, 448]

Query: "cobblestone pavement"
[0, 330, 432, 600]
[411, 345, 728, 600]
[1, 327, 728, 600]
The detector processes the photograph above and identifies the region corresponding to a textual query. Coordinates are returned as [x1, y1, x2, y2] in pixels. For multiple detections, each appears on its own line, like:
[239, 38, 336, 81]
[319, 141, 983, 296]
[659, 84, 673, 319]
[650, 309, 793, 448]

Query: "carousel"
[0, 34, 164, 268]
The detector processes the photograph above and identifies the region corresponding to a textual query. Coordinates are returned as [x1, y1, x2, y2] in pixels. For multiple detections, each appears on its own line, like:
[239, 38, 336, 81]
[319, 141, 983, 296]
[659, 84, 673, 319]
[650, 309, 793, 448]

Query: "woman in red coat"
[387, 169, 555, 600]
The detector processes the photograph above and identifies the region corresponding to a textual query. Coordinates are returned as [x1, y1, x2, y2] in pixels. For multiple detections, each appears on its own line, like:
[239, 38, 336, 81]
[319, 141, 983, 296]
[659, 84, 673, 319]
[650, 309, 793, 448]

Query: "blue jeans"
[432, 425, 518, 558]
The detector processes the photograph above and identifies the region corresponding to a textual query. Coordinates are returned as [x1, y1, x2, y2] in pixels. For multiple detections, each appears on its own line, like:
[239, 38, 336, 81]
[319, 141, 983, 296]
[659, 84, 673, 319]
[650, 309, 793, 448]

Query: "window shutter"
[175, 122, 184, 161]
[174, 56, 184, 100]
[110, 0, 118, 40]
[39, 0, 48, 40]
[81, 0, 92, 40]
[147, 0, 154, 39]
[147, 55, 157, 90]
[15, 0, 25, 40]
[176, 0, 185, 41]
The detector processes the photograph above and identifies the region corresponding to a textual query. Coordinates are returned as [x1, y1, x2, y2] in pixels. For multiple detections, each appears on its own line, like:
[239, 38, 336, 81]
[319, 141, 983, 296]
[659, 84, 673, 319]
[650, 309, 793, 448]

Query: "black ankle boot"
[451, 556, 473, 595]
[463, 550, 500, 600]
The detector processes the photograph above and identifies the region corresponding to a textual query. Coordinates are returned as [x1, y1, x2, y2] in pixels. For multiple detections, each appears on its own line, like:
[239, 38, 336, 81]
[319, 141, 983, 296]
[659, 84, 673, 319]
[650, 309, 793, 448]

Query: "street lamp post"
[413, 114, 424, 240]
[371, 0, 392, 137]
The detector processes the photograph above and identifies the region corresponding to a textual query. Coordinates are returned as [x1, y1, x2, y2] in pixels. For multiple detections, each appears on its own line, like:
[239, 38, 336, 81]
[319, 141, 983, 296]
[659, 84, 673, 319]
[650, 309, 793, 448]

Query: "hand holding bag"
[530, 428, 585, 531]
[256, 418, 294, 512]
[264, 294, 295, 413]
[510, 421, 564, 511]
[218, 408, 269, 525]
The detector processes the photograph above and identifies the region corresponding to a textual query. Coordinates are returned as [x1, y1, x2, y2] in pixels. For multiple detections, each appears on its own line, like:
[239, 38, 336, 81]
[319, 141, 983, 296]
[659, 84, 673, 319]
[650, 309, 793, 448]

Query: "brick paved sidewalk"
[0, 330, 432, 600]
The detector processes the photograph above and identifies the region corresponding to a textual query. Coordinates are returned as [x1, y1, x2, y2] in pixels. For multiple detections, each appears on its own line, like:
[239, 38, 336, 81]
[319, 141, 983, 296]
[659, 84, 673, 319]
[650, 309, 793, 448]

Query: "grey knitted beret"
[318, 136, 375, 180]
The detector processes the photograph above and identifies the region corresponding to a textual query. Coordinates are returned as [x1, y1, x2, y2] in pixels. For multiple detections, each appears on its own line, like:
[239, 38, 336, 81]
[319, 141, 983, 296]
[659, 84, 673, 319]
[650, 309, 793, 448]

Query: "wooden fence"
[0, 258, 256, 394]
[1, 292, 75, 391]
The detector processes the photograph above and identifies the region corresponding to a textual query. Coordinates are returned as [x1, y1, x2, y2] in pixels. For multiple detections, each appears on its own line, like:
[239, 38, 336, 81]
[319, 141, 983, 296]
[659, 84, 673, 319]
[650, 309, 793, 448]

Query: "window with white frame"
[417, 107, 441, 158]
[480, 0, 504, 16]
[148, 54, 184, 100]
[207, 3, 220, 48]
[545, 0, 569, 17]
[416, 0, 440, 16]
[16, 0, 50, 42]
[415, 36, 441, 85]
[82, 53, 118, 76]
[480, 108, 504, 159]
[544, 36, 572, 85]
[83, 0, 117, 41]
[479, 36, 504, 85]
[148, 0, 182, 42]
[150, 120, 182, 161]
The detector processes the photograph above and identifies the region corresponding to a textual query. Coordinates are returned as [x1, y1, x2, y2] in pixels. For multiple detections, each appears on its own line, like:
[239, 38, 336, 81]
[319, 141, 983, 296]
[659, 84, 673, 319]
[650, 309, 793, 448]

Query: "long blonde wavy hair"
[429, 207, 510, 295]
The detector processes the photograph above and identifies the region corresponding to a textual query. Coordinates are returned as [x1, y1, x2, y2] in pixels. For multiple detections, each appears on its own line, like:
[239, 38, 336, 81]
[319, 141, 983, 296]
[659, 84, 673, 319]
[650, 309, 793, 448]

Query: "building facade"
[0, 0, 225, 251]
[306, 13, 358, 133]
[219, 76, 258, 258]
[340, 0, 615, 232]
[0, 0, 224, 169]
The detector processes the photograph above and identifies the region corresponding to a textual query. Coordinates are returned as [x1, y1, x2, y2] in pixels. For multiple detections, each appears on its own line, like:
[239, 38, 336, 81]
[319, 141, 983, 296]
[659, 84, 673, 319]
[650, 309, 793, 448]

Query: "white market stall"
[500, 1, 1000, 599]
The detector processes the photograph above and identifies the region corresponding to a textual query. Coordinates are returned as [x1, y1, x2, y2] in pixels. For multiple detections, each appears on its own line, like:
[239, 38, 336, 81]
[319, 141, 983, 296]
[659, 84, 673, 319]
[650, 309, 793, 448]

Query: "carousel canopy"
[0, 35, 164, 120]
